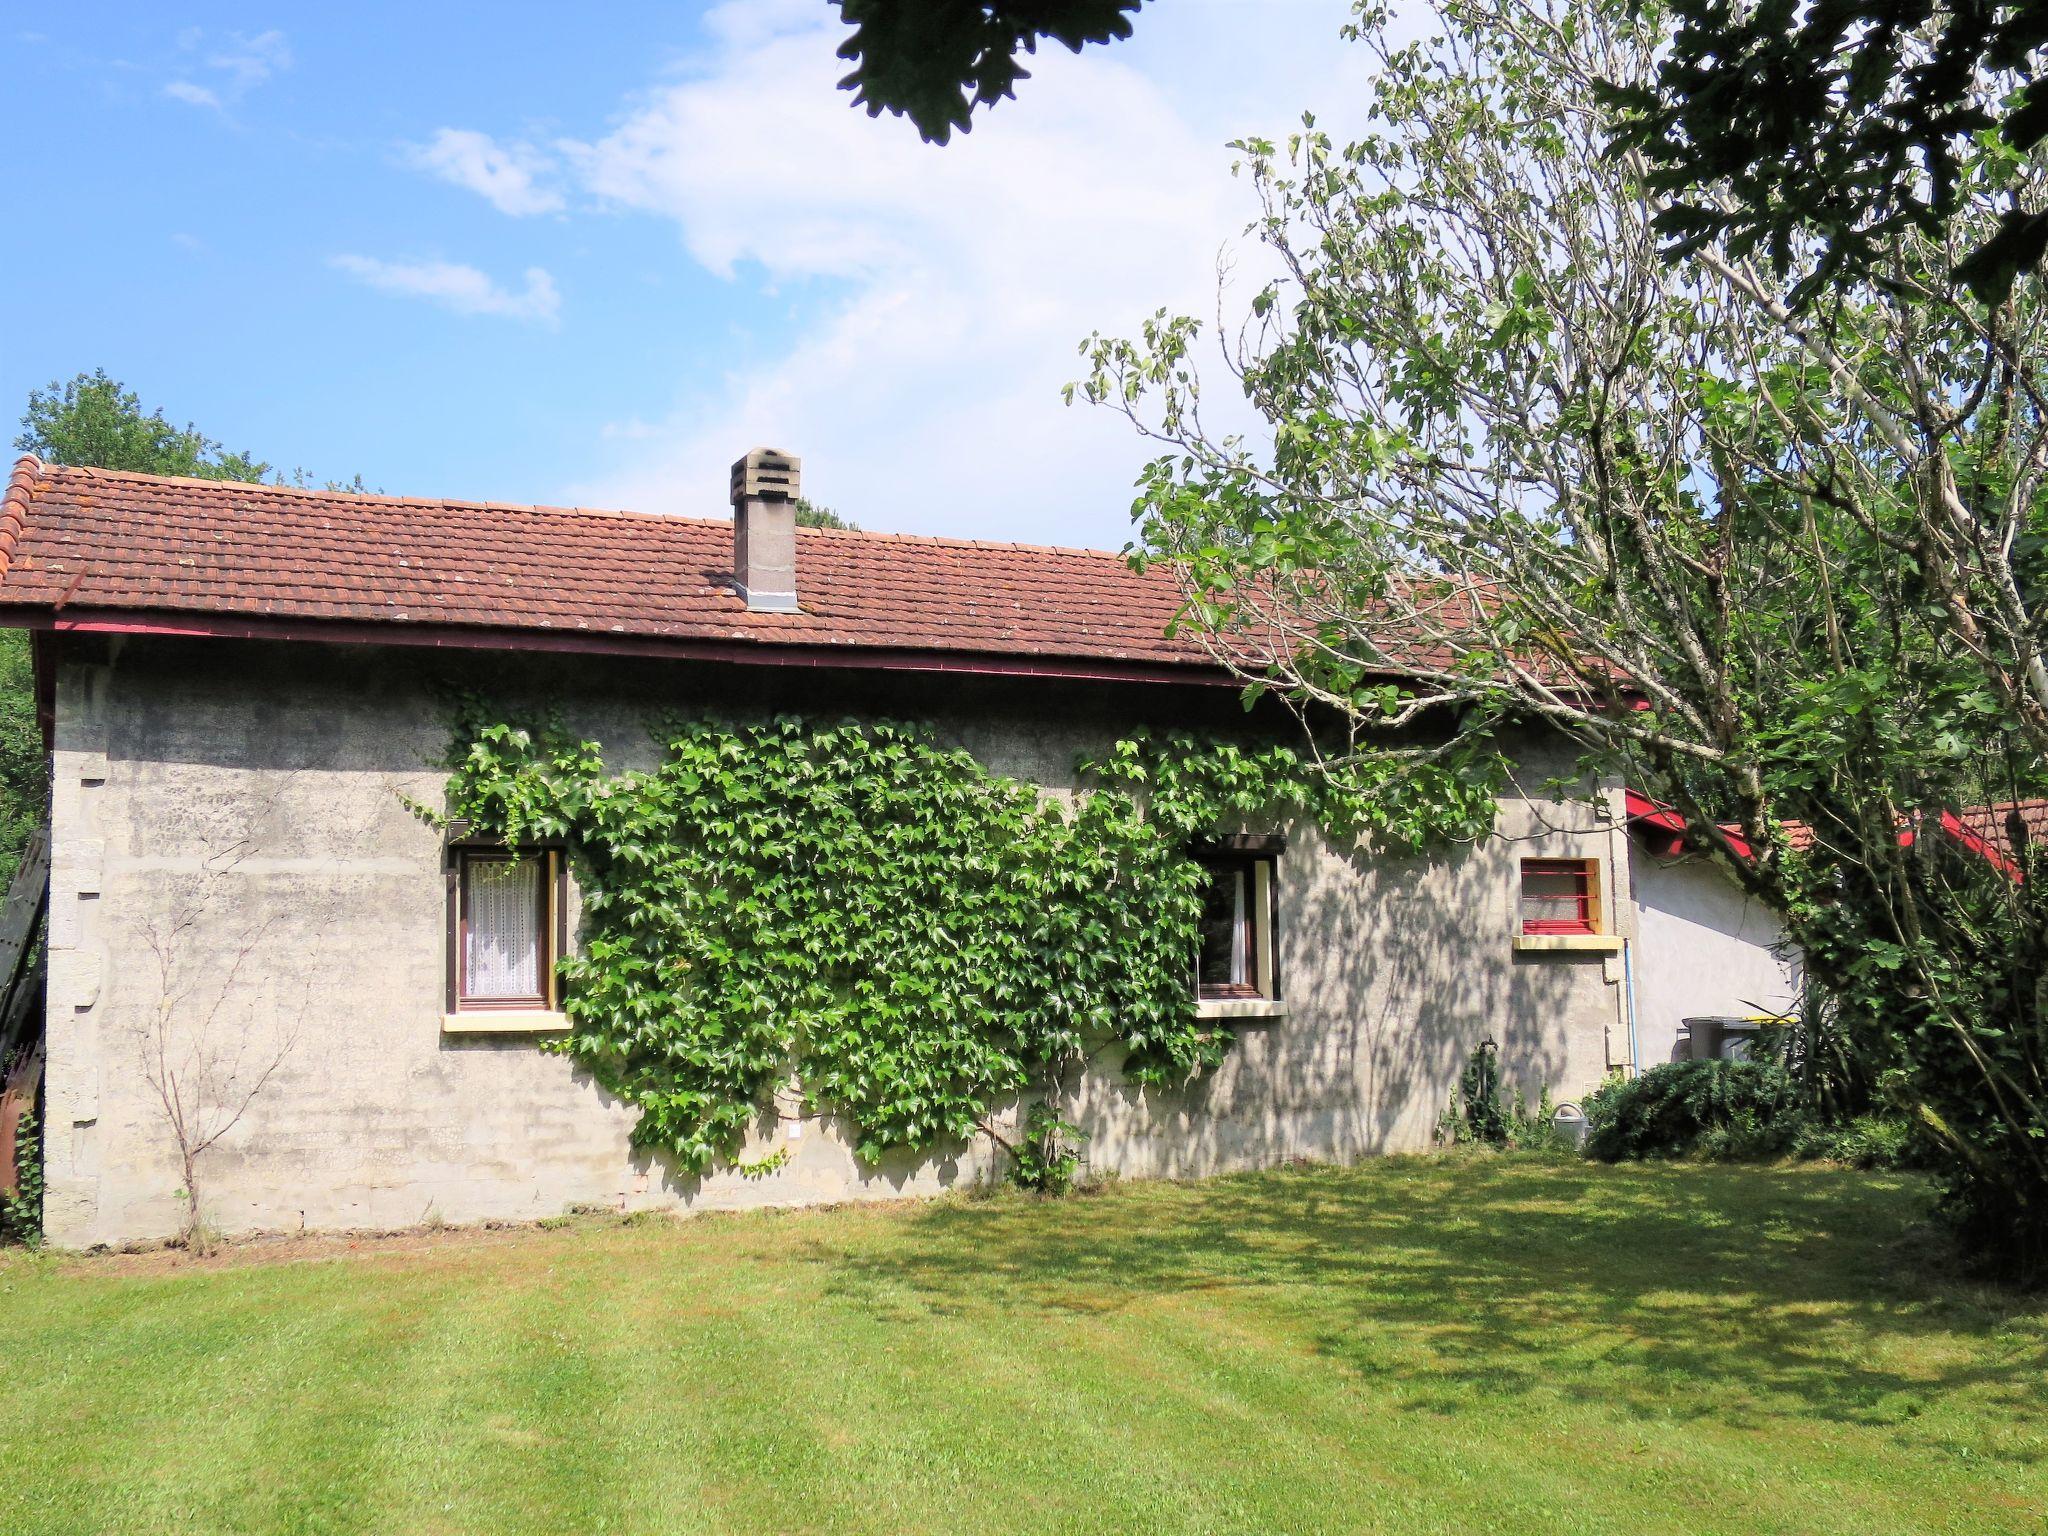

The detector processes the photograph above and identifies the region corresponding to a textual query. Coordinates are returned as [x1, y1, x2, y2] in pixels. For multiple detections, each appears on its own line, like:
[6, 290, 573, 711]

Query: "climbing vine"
[1, 1103, 40, 1244]
[428, 707, 1502, 1176]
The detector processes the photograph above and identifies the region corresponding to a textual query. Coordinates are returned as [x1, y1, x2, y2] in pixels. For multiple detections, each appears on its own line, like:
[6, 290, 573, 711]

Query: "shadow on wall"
[97, 635, 1607, 1205]
[1076, 827, 1596, 1183]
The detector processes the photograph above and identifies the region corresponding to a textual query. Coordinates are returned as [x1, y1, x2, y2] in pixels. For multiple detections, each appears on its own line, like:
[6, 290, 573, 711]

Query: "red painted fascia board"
[1623, 788, 1673, 825]
[15, 605, 1239, 690]
[1623, 787, 1756, 862]
[1931, 810, 2024, 882]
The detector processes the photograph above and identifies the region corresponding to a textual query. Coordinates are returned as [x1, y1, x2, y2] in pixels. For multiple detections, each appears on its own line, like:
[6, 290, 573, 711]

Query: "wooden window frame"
[446, 844, 567, 1013]
[1192, 835, 1284, 1003]
[1519, 857, 1601, 936]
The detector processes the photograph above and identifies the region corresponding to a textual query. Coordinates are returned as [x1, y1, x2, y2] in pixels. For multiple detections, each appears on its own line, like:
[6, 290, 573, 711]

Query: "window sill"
[442, 1010, 570, 1035]
[1195, 997, 1289, 1022]
[1512, 933, 1623, 953]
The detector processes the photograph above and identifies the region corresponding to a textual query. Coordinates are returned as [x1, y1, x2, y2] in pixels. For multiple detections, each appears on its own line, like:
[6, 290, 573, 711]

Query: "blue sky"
[4, 2, 1369, 547]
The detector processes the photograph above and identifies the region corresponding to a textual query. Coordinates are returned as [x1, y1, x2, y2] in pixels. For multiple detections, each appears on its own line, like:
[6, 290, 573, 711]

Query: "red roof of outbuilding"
[0, 457, 1228, 682]
[1629, 786, 2048, 881]
[1945, 799, 2048, 865]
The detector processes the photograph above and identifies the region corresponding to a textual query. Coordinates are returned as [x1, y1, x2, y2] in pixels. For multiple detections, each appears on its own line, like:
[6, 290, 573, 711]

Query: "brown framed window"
[450, 847, 561, 1010]
[1194, 849, 1279, 1001]
[1520, 858, 1599, 935]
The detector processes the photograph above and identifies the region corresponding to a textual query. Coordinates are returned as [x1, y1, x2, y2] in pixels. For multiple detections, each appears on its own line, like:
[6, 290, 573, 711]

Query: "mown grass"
[0, 1158, 2042, 1535]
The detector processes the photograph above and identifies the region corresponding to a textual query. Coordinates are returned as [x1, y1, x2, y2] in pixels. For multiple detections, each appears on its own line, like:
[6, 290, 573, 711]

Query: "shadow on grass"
[806, 1159, 2048, 1442]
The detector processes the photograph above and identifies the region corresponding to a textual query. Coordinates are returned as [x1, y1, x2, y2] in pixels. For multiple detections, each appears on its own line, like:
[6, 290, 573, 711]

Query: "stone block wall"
[38, 635, 1630, 1248]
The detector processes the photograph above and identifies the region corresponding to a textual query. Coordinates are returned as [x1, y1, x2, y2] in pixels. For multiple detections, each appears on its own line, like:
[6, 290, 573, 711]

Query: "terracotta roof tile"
[1946, 799, 2048, 862]
[0, 457, 1222, 675]
[1775, 800, 2048, 864]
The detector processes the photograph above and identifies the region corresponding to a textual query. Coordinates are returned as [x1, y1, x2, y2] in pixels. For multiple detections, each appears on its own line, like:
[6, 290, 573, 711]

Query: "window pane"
[1197, 864, 1248, 988]
[1521, 863, 1590, 931]
[467, 857, 542, 998]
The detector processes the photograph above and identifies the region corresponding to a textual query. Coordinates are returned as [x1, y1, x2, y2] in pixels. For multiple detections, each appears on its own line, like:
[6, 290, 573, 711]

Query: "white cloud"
[330, 256, 562, 326]
[163, 79, 221, 111]
[164, 27, 290, 114]
[408, 129, 564, 216]
[208, 30, 291, 89]
[531, 0, 1377, 547]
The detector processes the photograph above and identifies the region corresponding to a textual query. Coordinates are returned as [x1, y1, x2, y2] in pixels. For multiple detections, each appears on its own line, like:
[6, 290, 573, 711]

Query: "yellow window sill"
[1512, 934, 1624, 953]
[442, 1010, 570, 1035]
[1195, 997, 1289, 1022]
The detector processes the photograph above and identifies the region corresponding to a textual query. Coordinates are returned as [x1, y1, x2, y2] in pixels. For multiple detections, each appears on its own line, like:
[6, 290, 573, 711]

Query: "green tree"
[0, 632, 40, 881]
[1602, 0, 2047, 302]
[1077, 0, 2048, 1279]
[7, 373, 362, 883]
[792, 497, 858, 530]
[834, 0, 1144, 142]
[17, 369, 270, 482]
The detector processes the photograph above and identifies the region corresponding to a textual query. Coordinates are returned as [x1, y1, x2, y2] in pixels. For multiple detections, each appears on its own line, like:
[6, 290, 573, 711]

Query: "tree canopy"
[834, 0, 1144, 142]
[793, 497, 859, 530]
[1078, 0, 2048, 1280]
[1603, 0, 2047, 303]
[4, 373, 330, 882]
[16, 369, 271, 483]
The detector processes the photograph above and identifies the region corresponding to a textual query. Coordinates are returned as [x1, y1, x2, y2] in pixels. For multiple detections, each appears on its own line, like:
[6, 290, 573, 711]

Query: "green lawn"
[0, 1160, 2042, 1535]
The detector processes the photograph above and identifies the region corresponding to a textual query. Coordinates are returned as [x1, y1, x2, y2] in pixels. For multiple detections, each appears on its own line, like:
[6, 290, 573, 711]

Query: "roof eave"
[8, 604, 1241, 690]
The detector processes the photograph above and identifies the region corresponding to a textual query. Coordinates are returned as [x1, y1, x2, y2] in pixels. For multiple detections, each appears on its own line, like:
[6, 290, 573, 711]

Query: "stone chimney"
[729, 447, 801, 613]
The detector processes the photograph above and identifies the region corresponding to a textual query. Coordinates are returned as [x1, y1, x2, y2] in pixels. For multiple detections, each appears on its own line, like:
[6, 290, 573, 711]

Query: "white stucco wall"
[1628, 851, 1800, 1066]
[41, 634, 1633, 1248]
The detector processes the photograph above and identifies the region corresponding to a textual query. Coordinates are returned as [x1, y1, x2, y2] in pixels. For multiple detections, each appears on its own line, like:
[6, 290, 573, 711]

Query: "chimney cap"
[730, 446, 801, 506]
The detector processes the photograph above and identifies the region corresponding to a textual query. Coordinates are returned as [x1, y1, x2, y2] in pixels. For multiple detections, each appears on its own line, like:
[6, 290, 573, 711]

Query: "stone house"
[0, 450, 1644, 1249]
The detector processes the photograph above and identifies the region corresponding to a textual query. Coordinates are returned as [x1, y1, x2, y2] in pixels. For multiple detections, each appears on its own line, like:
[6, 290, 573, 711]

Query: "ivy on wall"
[429, 707, 1502, 1175]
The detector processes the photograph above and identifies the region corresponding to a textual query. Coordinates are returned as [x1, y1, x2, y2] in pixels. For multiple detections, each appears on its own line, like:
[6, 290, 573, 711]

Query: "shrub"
[1790, 1113, 1919, 1171]
[1447, 1039, 1509, 1145]
[1009, 1104, 1086, 1195]
[1438, 1040, 1573, 1154]
[1583, 1059, 1805, 1162]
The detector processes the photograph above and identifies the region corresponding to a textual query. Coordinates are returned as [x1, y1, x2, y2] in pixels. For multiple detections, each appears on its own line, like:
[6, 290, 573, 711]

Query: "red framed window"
[451, 848, 561, 1010]
[1195, 852, 1277, 1000]
[1520, 858, 1598, 935]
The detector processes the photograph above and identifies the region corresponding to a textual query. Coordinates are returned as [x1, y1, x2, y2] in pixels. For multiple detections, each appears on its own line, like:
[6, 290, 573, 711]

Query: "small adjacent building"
[1620, 792, 1800, 1066]
[1617, 792, 2048, 1068]
[2, 451, 1653, 1248]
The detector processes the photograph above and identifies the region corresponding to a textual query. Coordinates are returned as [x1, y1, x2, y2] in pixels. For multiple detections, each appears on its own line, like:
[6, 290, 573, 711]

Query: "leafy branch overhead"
[833, 0, 1145, 143]
[429, 710, 1499, 1173]
[1602, 0, 2047, 303]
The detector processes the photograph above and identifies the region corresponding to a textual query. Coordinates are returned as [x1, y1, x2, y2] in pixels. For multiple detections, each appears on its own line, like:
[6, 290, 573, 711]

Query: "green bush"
[1790, 1113, 1919, 1170]
[1009, 1104, 1086, 1194]
[1437, 1040, 1574, 1154]
[1583, 1059, 1806, 1162]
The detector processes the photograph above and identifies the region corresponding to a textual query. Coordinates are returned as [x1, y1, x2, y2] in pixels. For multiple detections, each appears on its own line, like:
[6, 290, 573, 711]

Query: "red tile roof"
[1706, 798, 2047, 874]
[0, 457, 1229, 680]
[1948, 799, 2048, 863]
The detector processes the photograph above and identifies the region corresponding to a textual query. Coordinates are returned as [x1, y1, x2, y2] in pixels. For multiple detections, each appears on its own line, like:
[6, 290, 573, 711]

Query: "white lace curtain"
[466, 857, 541, 998]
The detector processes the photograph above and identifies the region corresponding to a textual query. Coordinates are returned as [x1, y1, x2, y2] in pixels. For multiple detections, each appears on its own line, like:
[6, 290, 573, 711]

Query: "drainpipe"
[1621, 936, 1643, 1078]
[1610, 805, 1641, 1077]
